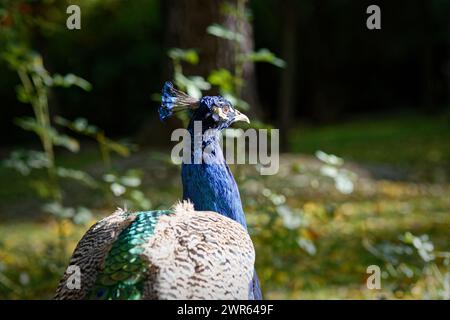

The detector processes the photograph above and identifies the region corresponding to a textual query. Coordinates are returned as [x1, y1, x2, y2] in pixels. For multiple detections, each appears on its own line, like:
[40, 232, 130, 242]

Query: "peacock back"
[55, 202, 255, 300]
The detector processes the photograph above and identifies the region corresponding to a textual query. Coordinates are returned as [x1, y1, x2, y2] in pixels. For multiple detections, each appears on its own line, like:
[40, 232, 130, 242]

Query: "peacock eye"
[222, 106, 229, 113]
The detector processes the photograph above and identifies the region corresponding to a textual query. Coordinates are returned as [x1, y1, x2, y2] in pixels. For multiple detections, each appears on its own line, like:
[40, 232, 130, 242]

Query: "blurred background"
[0, 0, 449, 299]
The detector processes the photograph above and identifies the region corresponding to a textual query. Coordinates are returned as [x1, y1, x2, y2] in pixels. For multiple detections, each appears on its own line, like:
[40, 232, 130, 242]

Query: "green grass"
[258, 193, 450, 299]
[1, 183, 448, 299]
[290, 114, 450, 169]
[1, 115, 449, 299]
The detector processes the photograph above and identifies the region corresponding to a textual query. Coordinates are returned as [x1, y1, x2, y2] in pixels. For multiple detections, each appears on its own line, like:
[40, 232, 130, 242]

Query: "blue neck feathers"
[181, 130, 248, 229]
[181, 122, 262, 300]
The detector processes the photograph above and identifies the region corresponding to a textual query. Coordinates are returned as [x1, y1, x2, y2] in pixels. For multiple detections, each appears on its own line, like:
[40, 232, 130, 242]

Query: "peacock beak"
[232, 110, 250, 124]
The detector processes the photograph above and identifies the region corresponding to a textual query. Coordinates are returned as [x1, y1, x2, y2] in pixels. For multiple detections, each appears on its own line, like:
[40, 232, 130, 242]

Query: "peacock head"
[159, 81, 249, 131]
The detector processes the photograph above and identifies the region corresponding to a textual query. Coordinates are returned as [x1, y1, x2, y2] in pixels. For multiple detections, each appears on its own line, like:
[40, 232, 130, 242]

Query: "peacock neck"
[181, 124, 262, 300]
[181, 130, 248, 229]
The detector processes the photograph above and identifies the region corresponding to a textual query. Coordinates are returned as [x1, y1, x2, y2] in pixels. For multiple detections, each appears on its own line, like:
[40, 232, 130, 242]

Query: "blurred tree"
[278, 0, 298, 150]
[308, 1, 337, 122]
[164, 0, 263, 118]
[419, 0, 435, 112]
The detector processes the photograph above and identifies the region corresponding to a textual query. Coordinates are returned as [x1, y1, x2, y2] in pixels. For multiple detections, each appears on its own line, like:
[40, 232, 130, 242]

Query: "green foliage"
[165, 0, 285, 114]
[54, 116, 132, 168]
[207, 1, 284, 108]
[316, 151, 357, 194]
[43, 202, 93, 226]
[208, 68, 235, 93]
[242, 48, 286, 68]
[15, 117, 80, 152]
[3, 150, 50, 176]
[2, 46, 152, 215]
[0, 0, 448, 301]
[2, 43, 92, 206]
[1, 148, 449, 299]
[0, 3, 153, 293]
[168, 48, 199, 65]
[51, 74, 92, 91]
[103, 170, 151, 211]
[290, 115, 450, 182]
[365, 232, 450, 299]
[167, 48, 211, 101]
[207, 23, 245, 42]
[55, 167, 98, 189]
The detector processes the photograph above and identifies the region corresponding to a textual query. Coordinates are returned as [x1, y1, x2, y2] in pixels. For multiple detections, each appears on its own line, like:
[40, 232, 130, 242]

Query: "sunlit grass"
[259, 192, 450, 299]
[1, 115, 449, 299]
[290, 114, 450, 171]
[1, 163, 449, 299]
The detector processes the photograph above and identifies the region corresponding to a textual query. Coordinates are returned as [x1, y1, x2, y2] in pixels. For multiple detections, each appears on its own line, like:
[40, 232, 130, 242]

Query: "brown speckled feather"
[54, 208, 136, 299]
[55, 201, 255, 299]
[141, 201, 255, 299]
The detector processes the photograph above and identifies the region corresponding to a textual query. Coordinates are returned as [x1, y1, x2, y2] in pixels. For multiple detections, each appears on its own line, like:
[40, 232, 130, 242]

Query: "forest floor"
[0, 114, 449, 299]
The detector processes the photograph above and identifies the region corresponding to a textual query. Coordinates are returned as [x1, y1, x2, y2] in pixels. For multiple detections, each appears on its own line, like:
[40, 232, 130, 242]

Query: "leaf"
[277, 205, 303, 230]
[186, 83, 201, 100]
[43, 202, 74, 219]
[2, 150, 50, 175]
[320, 165, 338, 178]
[110, 183, 126, 196]
[208, 69, 234, 92]
[188, 76, 211, 90]
[42, 202, 92, 224]
[120, 176, 141, 187]
[14, 117, 43, 135]
[334, 175, 354, 194]
[30, 180, 56, 199]
[297, 238, 317, 255]
[56, 167, 98, 188]
[51, 132, 80, 152]
[221, 93, 250, 111]
[128, 190, 151, 210]
[207, 24, 244, 42]
[56, 117, 130, 156]
[168, 48, 199, 65]
[16, 85, 31, 103]
[174, 73, 210, 100]
[52, 73, 92, 91]
[15, 117, 80, 152]
[103, 174, 116, 183]
[103, 139, 130, 157]
[54, 116, 99, 136]
[242, 49, 286, 68]
[73, 207, 93, 225]
[315, 150, 344, 166]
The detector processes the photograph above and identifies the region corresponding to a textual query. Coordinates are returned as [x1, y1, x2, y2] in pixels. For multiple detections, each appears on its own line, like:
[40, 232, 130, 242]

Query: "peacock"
[54, 82, 262, 300]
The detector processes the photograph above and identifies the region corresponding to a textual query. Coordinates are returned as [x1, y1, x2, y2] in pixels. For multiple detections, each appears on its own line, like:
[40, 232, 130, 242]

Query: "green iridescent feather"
[86, 210, 172, 300]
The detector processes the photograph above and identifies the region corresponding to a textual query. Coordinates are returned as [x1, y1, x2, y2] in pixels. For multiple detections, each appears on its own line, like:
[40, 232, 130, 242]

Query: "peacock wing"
[55, 202, 255, 300]
[84, 209, 172, 300]
[140, 201, 256, 299]
[54, 208, 137, 299]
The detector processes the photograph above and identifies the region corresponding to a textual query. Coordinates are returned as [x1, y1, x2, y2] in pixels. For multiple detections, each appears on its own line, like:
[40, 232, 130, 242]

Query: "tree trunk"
[164, 0, 263, 118]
